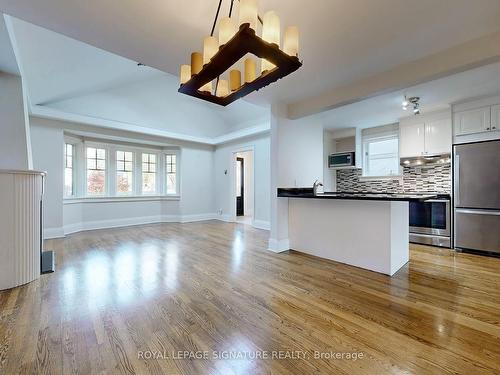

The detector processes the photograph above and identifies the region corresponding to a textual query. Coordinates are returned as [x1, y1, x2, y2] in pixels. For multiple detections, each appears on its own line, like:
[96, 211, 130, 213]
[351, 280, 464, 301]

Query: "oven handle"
[424, 199, 450, 203]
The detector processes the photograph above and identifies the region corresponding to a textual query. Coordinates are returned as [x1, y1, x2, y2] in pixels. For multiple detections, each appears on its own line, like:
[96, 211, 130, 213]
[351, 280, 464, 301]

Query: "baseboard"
[59, 213, 218, 236]
[44, 227, 65, 239]
[268, 238, 290, 253]
[252, 220, 270, 230]
[215, 214, 234, 222]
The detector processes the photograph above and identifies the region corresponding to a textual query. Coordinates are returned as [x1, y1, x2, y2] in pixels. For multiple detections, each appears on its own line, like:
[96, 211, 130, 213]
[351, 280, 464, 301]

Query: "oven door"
[409, 199, 450, 236]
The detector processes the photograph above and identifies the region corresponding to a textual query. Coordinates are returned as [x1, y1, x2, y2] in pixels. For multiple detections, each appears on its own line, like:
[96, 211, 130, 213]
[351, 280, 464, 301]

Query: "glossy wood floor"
[1, 221, 500, 374]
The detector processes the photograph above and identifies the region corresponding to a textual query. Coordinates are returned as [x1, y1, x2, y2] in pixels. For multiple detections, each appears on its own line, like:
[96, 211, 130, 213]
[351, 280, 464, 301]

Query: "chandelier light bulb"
[191, 52, 203, 75]
[203, 36, 219, 65]
[219, 17, 237, 46]
[180, 65, 191, 85]
[239, 0, 258, 30]
[216, 79, 230, 97]
[262, 11, 280, 47]
[283, 26, 299, 56]
[244, 58, 256, 83]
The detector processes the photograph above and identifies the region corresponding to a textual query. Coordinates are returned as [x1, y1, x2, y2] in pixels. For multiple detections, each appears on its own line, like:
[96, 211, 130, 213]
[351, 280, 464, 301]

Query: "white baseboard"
[44, 227, 65, 239]
[55, 213, 218, 237]
[252, 220, 270, 230]
[268, 238, 290, 253]
[46, 213, 268, 238]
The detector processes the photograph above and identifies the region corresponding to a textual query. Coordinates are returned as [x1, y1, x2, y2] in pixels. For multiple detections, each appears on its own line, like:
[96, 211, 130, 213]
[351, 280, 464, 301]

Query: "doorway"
[233, 150, 254, 225]
[236, 157, 244, 216]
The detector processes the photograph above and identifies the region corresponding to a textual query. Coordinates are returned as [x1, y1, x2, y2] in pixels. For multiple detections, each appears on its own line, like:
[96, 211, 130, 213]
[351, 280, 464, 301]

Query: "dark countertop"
[277, 188, 438, 202]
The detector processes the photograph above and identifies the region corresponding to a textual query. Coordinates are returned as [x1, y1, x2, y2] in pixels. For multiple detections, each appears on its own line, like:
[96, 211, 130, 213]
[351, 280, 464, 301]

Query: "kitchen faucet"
[313, 179, 323, 195]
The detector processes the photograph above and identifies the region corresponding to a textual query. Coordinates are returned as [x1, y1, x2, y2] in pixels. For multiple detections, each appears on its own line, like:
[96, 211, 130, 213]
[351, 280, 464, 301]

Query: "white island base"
[288, 198, 409, 276]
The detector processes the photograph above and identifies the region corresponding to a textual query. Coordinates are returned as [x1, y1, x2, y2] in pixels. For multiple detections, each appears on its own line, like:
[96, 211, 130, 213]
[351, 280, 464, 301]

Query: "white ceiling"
[6, 16, 268, 138]
[320, 61, 500, 130]
[0, 15, 18, 75]
[1, 0, 500, 107]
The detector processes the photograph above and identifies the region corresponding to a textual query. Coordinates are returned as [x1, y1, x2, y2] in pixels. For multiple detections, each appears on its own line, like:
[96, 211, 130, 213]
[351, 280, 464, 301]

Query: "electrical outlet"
[218, 209, 222, 215]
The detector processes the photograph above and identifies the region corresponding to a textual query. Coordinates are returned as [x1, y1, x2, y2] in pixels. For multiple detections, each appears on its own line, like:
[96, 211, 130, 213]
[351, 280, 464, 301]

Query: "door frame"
[230, 145, 255, 223]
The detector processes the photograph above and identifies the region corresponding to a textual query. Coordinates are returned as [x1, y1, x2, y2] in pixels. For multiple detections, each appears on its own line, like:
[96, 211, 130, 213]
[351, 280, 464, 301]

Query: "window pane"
[96, 148, 105, 159]
[96, 159, 106, 170]
[87, 147, 96, 158]
[142, 154, 148, 163]
[125, 152, 133, 161]
[64, 168, 72, 196]
[149, 163, 156, 173]
[142, 162, 148, 172]
[66, 155, 73, 168]
[87, 158, 96, 170]
[364, 137, 399, 177]
[125, 161, 133, 171]
[117, 171, 133, 194]
[87, 170, 105, 195]
[117, 151, 124, 160]
[167, 174, 176, 195]
[149, 154, 156, 163]
[142, 172, 156, 193]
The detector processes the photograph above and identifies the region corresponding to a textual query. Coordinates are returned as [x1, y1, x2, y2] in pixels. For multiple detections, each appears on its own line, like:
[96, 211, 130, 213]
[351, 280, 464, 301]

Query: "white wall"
[0, 72, 32, 170]
[214, 133, 270, 229]
[269, 104, 324, 252]
[29, 116, 217, 238]
[30, 123, 64, 232]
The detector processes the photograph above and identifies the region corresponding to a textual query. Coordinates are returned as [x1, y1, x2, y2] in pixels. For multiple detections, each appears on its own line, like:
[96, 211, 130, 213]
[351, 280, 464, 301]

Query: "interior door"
[236, 157, 244, 216]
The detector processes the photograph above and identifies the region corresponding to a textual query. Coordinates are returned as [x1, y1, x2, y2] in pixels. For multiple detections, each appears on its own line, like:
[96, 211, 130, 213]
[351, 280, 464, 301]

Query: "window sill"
[63, 195, 180, 204]
[359, 175, 403, 182]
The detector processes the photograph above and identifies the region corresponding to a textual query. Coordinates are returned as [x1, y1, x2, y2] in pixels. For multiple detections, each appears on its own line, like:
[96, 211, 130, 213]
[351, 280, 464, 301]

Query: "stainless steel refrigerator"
[454, 139, 500, 254]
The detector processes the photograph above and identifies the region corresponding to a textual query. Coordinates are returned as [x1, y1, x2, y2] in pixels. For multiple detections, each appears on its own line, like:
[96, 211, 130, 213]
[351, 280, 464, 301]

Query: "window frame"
[64, 143, 75, 198]
[141, 152, 158, 195]
[85, 144, 108, 197]
[115, 149, 134, 196]
[165, 152, 180, 196]
[361, 132, 401, 180]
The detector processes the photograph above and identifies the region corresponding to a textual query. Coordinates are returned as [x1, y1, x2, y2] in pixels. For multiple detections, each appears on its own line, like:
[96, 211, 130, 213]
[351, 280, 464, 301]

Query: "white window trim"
[63, 137, 181, 202]
[361, 133, 402, 179]
[63, 142, 75, 198]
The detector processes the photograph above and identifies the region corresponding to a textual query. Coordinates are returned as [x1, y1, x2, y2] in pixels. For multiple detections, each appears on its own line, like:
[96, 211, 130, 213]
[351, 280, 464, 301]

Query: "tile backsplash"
[336, 164, 451, 193]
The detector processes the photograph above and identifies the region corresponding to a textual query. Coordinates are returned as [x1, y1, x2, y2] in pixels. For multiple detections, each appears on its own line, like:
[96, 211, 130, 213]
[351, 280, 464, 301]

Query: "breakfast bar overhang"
[278, 189, 437, 276]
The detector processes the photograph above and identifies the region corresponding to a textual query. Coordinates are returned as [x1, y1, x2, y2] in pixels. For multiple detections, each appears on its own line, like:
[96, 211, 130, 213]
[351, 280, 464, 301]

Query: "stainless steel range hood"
[400, 153, 451, 167]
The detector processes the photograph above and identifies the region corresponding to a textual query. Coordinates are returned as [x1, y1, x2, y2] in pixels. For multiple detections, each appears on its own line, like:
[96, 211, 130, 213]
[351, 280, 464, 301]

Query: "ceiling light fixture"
[402, 95, 420, 115]
[178, 0, 302, 106]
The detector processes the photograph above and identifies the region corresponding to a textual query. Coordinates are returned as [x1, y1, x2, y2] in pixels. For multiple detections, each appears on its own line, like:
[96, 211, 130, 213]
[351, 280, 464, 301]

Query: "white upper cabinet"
[399, 111, 452, 157]
[424, 117, 452, 155]
[399, 122, 425, 157]
[453, 107, 491, 136]
[491, 104, 500, 132]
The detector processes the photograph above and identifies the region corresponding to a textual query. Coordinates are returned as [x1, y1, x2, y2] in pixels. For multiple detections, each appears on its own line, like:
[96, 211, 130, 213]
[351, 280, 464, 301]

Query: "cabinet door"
[424, 117, 451, 155]
[453, 107, 491, 135]
[491, 104, 500, 131]
[399, 122, 425, 157]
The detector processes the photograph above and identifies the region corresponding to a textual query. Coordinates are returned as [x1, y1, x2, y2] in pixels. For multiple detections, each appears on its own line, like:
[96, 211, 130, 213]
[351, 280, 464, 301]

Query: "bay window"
[64, 138, 180, 200]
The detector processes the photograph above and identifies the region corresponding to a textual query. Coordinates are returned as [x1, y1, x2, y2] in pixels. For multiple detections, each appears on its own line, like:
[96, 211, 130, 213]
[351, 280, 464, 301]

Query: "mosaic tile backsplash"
[336, 164, 451, 194]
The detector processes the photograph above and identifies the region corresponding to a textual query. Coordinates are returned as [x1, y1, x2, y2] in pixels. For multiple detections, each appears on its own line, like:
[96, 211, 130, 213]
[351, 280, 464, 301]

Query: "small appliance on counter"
[454, 139, 500, 255]
[409, 194, 451, 248]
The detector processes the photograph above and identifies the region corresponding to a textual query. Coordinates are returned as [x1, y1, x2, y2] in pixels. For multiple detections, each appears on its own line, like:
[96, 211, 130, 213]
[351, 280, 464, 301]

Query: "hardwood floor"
[1, 221, 500, 374]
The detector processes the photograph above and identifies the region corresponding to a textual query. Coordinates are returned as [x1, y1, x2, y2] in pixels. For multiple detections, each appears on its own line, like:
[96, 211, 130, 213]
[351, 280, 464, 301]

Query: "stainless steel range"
[409, 194, 451, 247]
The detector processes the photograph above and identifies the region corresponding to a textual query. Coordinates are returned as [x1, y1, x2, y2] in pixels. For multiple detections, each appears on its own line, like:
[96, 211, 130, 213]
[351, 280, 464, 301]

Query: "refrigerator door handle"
[454, 154, 460, 206]
[456, 208, 500, 216]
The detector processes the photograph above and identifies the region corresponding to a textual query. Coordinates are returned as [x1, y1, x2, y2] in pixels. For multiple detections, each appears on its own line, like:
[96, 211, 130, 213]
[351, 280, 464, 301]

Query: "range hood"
[400, 153, 451, 167]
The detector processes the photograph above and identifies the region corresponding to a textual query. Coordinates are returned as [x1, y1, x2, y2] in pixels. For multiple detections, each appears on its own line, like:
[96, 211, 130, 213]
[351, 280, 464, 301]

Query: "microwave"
[328, 152, 355, 168]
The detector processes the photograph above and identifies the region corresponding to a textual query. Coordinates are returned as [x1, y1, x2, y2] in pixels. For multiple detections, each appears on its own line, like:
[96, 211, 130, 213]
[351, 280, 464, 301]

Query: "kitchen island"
[278, 188, 437, 276]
